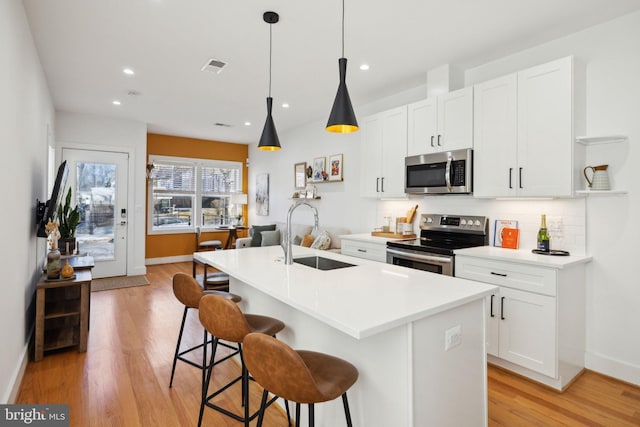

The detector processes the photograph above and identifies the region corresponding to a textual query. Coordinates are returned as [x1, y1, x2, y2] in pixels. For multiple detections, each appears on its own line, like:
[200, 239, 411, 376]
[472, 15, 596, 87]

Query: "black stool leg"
[284, 400, 291, 426]
[201, 328, 208, 391]
[169, 306, 188, 387]
[239, 345, 250, 427]
[256, 389, 269, 427]
[342, 393, 353, 427]
[296, 403, 301, 426]
[309, 403, 314, 427]
[198, 337, 217, 427]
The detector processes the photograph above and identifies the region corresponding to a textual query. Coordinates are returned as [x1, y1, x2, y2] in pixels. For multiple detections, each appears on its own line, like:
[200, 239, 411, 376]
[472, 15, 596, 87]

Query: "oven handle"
[445, 155, 452, 192]
[387, 248, 452, 264]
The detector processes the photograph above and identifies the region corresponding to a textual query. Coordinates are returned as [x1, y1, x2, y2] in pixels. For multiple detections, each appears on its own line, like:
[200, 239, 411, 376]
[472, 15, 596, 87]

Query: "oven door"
[386, 247, 453, 276]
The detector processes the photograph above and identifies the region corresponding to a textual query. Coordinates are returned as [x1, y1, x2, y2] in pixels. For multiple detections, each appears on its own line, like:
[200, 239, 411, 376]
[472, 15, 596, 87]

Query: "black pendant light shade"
[326, 57, 358, 133]
[258, 97, 281, 151]
[258, 11, 282, 151]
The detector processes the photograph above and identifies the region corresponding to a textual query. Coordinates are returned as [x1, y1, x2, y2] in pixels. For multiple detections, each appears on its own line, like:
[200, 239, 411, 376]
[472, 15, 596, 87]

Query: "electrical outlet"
[445, 325, 462, 351]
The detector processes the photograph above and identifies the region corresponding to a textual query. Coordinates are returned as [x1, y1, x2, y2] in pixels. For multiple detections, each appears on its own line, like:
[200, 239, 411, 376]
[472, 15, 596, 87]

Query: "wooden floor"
[17, 262, 640, 426]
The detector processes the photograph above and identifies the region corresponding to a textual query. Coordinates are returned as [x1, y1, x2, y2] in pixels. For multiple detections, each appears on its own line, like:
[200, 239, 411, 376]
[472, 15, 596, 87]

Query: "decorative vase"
[61, 259, 75, 278]
[47, 250, 61, 280]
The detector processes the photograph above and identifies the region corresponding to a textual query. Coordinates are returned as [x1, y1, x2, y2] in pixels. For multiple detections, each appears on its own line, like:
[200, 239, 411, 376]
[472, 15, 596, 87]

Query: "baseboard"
[145, 255, 192, 265]
[2, 341, 30, 404]
[585, 351, 640, 387]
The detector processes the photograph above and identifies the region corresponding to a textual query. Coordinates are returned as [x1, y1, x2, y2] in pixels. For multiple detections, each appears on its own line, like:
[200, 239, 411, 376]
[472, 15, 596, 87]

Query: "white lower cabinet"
[341, 235, 389, 263]
[456, 253, 585, 390]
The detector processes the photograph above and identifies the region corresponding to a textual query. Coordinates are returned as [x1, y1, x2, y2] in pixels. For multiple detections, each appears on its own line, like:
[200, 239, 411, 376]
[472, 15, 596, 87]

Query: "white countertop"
[454, 246, 592, 268]
[194, 246, 496, 339]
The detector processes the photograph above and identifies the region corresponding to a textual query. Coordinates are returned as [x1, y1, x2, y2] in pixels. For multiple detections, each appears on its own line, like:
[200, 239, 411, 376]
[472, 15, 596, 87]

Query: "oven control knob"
[460, 219, 467, 226]
[474, 220, 481, 226]
[425, 217, 433, 224]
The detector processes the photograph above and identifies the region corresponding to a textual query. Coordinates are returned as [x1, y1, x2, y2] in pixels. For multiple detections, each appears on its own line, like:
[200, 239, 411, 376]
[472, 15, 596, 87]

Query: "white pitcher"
[583, 164, 610, 191]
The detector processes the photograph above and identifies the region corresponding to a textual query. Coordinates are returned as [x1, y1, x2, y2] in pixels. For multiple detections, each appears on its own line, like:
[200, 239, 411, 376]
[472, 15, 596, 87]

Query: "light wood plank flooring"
[17, 262, 640, 426]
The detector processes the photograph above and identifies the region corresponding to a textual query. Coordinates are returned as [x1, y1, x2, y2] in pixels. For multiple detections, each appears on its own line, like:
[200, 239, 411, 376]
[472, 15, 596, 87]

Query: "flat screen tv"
[36, 160, 69, 237]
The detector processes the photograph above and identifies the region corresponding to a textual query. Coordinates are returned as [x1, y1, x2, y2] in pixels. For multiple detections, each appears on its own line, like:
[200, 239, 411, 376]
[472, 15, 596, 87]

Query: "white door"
[380, 105, 408, 198]
[437, 86, 473, 152]
[360, 113, 383, 197]
[407, 98, 437, 156]
[62, 148, 129, 278]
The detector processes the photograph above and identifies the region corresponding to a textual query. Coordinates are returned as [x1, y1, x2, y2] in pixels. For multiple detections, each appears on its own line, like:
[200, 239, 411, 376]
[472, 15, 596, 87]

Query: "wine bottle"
[537, 214, 550, 252]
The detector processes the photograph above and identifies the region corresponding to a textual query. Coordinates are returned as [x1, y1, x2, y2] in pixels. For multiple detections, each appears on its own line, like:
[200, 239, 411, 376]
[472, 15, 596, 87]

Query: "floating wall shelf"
[575, 189, 627, 196]
[575, 135, 627, 145]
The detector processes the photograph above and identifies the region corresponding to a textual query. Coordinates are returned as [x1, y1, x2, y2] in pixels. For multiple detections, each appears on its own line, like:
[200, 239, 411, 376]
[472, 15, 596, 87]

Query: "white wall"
[249, 11, 640, 385]
[55, 112, 148, 277]
[0, 0, 55, 402]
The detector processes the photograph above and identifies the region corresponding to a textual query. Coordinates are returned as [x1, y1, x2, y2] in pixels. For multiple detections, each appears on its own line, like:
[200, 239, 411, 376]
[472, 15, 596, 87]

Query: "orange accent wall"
[146, 133, 249, 259]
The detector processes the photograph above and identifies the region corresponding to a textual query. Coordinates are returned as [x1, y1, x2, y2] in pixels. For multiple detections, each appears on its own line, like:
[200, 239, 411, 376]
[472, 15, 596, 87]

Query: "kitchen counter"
[194, 245, 495, 339]
[455, 246, 592, 268]
[195, 246, 495, 426]
[339, 232, 413, 244]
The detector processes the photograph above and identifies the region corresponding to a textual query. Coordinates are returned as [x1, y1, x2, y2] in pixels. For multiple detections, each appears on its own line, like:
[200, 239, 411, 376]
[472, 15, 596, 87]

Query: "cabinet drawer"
[456, 256, 557, 296]
[341, 240, 387, 262]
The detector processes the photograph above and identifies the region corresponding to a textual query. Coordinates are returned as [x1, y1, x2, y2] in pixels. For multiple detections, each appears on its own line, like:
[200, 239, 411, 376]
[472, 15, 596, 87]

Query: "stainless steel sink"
[293, 256, 355, 271]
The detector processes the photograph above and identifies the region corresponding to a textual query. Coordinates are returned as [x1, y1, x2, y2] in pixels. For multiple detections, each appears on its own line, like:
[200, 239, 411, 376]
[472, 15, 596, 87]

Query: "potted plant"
[57, 187, 80, 254]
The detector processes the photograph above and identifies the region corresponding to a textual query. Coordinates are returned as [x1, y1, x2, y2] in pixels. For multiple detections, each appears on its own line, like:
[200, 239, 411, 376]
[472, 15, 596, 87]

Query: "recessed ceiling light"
[359, 64, 370, 71]
[282, 103, 290, 108]
[112, 100, 121, 106]
[123, 68, 134, 75]
[244, 121, 252, 126]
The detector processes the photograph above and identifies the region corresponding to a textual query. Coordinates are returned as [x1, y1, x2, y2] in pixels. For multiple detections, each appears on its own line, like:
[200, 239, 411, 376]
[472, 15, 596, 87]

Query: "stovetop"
[387, 214, 489, 255]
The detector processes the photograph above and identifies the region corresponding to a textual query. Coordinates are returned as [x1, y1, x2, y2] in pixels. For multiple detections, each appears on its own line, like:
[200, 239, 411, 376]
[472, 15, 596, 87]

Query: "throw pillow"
[301, 234, 315, 247]
[293, 235, 303, 245]
[250, 224, 277, 247]
[261, 229, 281, 247]
[310, 230, 332, 250]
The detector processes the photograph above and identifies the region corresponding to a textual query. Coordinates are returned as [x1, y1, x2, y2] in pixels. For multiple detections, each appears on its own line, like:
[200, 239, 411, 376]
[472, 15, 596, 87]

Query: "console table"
[34, 258, 93, 361]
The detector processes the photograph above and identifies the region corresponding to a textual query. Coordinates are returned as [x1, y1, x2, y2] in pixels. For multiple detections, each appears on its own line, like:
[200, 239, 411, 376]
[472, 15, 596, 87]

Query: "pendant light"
[326, 0, 358, 133]
[258, 11, 281, 151]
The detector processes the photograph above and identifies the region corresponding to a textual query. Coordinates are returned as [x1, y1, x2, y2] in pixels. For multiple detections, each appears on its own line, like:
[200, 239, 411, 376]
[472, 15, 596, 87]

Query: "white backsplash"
[376, 196, 586, 255]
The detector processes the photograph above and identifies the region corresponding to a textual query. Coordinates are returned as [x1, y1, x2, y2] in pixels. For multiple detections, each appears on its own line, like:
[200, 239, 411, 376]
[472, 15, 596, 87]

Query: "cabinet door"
[473, 74, 518, 198]
[517, 56, 573, 197]
[380, 105, 408, 197]
[407, 98, 437, 156]
[360, 113, 383, 197]
[486, 291, 500, 357]
[498, 287, 556, 378]
[437, 86, 473, 152]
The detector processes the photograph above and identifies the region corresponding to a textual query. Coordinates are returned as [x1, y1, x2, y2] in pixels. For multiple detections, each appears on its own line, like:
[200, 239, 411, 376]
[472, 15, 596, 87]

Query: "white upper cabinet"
[360, 105, 408, 198]
[473, 56, 575, 198]
[407, 87, 473, 156]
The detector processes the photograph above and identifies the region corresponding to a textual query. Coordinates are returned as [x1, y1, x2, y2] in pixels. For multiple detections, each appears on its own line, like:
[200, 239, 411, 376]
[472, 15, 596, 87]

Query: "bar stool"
[197, 294, 286, 427]
[169, 273, 241, 390]
[243, 333, 359, 427]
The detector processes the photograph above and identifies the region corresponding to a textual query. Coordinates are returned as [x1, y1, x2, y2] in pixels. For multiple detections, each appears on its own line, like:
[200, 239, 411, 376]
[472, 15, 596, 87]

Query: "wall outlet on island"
[445, 325, 462, 351]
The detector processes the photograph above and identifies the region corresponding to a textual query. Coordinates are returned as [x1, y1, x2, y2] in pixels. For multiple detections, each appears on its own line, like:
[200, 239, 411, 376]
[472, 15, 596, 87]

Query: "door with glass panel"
[62, 148, 129, 278]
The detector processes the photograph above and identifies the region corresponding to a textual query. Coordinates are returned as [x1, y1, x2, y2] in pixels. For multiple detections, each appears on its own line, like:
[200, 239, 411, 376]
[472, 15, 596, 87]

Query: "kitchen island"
[194, 245, 496, 426]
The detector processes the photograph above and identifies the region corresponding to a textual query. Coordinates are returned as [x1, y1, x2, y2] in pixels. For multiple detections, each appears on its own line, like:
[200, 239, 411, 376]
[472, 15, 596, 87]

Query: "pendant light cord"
[341, 0, 345, 57]
[269, 23, 273, 98]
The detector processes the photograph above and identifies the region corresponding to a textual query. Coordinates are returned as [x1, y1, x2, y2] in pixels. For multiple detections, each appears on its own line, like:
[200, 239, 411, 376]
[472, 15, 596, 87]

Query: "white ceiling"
[23, 0, 640, 145]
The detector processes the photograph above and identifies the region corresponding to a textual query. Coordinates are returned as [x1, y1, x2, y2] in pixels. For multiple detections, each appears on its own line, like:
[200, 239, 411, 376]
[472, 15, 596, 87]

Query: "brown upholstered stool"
[169, 273, 241, 390]
[197, 294, 287, 427]
[243, 333, 359, 427]
[203, 271, 230, 291]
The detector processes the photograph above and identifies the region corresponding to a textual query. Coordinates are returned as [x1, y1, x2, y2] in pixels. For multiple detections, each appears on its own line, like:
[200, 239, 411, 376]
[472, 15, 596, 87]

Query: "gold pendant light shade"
[257, 11, 282, 151]
[326, 57, 359, 133]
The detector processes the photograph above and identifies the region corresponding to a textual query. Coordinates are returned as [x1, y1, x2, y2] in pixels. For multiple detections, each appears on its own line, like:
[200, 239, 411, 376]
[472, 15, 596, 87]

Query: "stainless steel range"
[386, 214, 489, 276]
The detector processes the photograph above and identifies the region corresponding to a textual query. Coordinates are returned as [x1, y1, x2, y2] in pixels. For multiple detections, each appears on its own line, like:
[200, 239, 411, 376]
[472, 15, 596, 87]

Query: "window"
[148, 155, 242, 233]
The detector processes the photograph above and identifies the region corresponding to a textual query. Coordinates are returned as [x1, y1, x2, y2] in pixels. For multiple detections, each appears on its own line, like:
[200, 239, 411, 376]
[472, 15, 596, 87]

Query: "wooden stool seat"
[243, 333, 358, 427]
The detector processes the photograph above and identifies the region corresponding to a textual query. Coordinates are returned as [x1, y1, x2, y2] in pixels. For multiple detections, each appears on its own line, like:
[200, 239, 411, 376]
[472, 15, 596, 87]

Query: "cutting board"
[371, 231, 416, 239]
[406, 205, 418, 223]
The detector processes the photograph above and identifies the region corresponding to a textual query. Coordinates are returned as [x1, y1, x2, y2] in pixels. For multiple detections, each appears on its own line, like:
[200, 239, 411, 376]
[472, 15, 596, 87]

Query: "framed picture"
[328, 154, 343, 181]
[294, 162, 307, 189]
[312, 157, 326, 182]
[256, 173, 269, 216]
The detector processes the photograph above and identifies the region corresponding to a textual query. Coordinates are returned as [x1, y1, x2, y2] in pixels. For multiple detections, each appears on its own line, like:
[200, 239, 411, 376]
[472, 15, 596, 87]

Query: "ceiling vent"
[201, 58, 228, 74]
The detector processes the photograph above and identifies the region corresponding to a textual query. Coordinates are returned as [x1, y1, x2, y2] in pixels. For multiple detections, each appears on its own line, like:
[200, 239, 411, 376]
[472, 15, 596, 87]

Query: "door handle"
[430, 135, 434, 147]
[376, 177, 380, 192]
[381, 177, 385, 192]
[490, 272, 507, 277]
[120, 221, 127, 226]
[437, 134, 442, 146]
[509, 168, 513, 189]
[501, 296, 506, 320]
[519, 167, 523, 189]
[490, 294, 495, 318]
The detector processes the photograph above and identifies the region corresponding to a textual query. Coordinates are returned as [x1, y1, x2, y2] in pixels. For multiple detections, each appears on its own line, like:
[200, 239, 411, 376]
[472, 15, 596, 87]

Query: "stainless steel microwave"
[405, 148, 473, 194]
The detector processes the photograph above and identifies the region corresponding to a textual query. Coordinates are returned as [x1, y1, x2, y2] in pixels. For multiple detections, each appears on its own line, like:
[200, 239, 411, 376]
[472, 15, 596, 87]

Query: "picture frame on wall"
[294, 162, 306, 189]
[312, 157, 326, 182]
[256, 173, 269, 216]
[328, 153, 343, 181]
